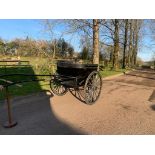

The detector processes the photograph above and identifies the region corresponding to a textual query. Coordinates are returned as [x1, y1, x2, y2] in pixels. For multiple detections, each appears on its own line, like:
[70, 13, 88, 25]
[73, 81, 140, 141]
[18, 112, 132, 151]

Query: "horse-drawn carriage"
[50, 61, 102, 104]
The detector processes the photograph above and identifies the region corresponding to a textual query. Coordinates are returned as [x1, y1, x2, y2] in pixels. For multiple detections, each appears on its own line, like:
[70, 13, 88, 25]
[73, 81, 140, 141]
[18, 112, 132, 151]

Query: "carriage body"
[50, 61, 102, 104]
[56, 61, 98, 88]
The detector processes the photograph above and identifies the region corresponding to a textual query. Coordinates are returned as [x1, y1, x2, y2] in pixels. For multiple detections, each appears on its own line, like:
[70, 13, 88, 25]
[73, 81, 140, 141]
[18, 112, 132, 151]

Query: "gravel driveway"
[0, 69, 155, 134]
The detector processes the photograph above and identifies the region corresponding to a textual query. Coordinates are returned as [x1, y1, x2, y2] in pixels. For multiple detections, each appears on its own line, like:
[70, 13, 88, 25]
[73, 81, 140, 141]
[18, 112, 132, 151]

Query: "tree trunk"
[110, 50, 113, 64]
[122, 19, 128, 69]
[133, 20, 139, 66]
[93, 19, 99, 65]
[113, 19, 119, 70]
[131, 22, 136, 67]
[128, 20, 133, 68]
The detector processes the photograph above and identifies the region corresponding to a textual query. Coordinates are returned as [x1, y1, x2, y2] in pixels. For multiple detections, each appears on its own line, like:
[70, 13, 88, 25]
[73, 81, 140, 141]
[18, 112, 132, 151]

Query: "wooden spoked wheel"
[84, 71, 102, 105]
[50, 79, 68, 96]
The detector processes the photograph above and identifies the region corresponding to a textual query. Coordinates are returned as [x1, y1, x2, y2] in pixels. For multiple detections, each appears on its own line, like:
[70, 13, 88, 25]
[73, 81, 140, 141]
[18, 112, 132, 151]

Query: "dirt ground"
[0, 69, 155, 135]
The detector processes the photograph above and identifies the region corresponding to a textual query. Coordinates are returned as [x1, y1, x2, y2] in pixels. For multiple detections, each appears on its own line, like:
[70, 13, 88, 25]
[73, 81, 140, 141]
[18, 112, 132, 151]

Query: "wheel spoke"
[92, 90, 97, 101]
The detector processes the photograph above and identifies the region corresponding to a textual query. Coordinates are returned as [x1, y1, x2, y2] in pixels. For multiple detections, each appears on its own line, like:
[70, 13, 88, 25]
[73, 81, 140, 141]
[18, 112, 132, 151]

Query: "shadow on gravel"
[0, 92, 84, 135]
[148, 90, 155, 102]
[0, 63, 85, 135]
[150, 104, 155, 111]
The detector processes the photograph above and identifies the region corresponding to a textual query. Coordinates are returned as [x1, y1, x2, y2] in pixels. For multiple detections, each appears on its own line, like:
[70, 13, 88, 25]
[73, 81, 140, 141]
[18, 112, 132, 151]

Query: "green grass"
[0, 56, 53, 100]
[100, 68, 129, 77]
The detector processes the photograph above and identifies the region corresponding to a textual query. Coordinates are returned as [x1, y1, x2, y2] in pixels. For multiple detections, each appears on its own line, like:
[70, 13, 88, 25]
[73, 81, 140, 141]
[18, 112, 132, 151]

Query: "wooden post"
[3, 87, 17, 128]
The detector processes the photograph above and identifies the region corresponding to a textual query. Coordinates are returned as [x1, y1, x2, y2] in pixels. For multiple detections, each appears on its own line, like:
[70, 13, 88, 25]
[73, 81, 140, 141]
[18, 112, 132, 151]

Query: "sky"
[138, 36, 154, 62]
[0, 19, 43, 40]
[0, 19, 81, 52]
[0, 19, 154, 61]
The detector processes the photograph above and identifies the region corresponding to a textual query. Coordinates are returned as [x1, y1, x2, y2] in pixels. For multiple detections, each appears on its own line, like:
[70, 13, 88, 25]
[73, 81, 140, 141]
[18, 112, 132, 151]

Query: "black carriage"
[50, 61, 102, 104]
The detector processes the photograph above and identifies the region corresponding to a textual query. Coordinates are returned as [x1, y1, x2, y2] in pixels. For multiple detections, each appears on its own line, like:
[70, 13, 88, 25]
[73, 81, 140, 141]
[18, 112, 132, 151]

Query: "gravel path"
[0, 69, 155, 134]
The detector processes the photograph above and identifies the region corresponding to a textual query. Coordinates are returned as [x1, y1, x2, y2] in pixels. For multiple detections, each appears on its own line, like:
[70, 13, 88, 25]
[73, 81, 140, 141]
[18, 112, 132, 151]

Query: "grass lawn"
[0, 57, 52, 100]
[100, 68, 128, 77]
[0, 56, 130, 101]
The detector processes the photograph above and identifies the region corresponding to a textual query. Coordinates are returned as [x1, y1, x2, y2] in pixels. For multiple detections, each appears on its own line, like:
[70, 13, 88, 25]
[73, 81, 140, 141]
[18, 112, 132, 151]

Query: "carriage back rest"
[57, 60, 98, 77]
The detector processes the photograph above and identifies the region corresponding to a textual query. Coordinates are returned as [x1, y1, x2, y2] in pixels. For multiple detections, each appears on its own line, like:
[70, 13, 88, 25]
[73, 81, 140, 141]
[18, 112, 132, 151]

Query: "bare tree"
[128, 19, 133, 67]
[132, 20, 142, 67]
[133, 20, 138, 66]
[42, 19, 143, 69]
[43, 19, 101, 64]
[113, 19, 120, 70]
[122, 19, 129, 69]
[42, 20, 60, 59]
